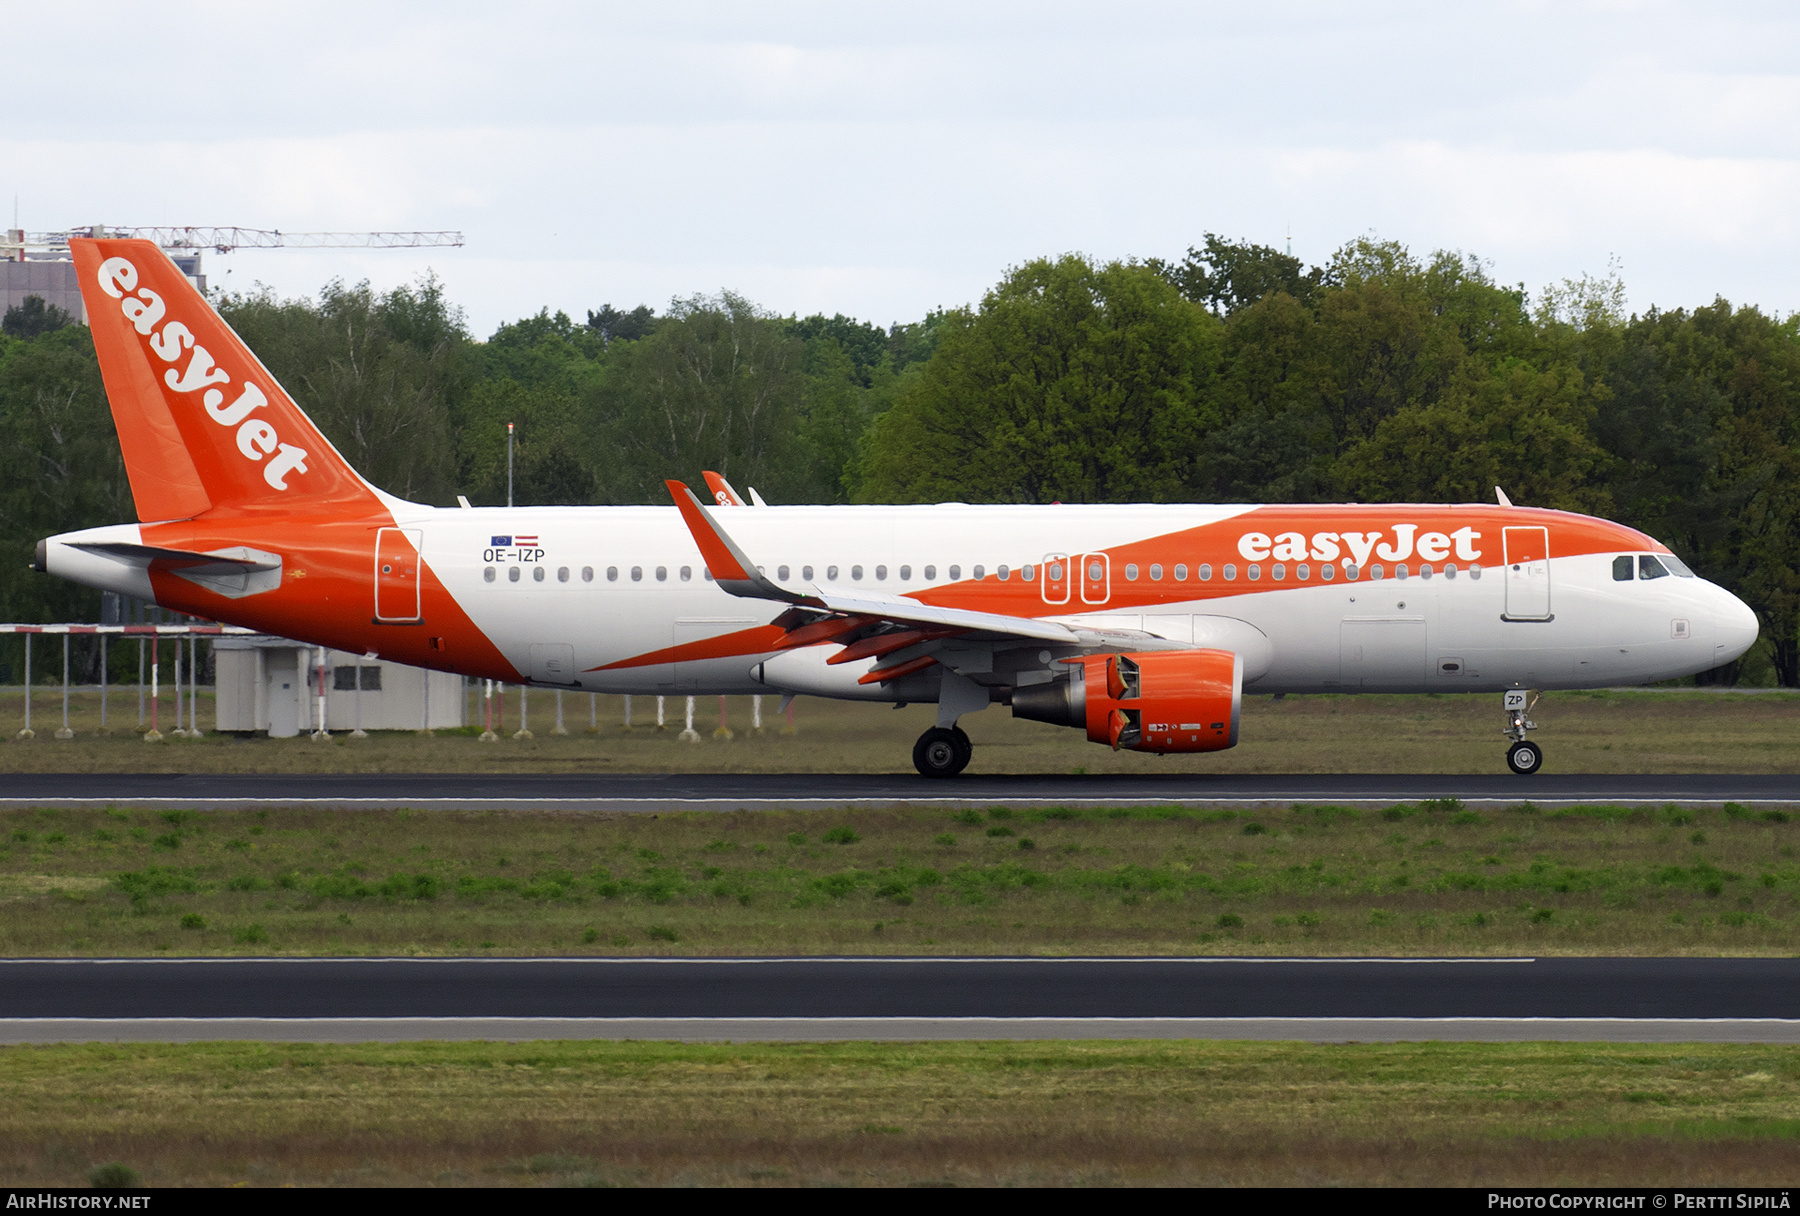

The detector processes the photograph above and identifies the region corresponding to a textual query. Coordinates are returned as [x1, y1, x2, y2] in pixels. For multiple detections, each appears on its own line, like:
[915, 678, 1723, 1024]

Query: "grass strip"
[3, 1039, 1799, 1187]
[2, 689, 1798, 773]
[5, 799, 1798, 956]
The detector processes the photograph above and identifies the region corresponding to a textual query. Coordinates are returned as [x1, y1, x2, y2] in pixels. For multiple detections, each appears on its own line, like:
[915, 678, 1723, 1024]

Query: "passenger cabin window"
[606, 566, 618, 582]
[923, 565, 936, 580]
[997, 565, 1009, 580]
[1223, 564, 1236, 581]
[950, 565, 962, 579]
[900, 565, 911, 580]
[484, 567, 496, 583]
[630, 566, 642, 582]
[681, 566, 693, 581]
[509, 567, 521, 583]
[1613, 556, 1635, 581]
[1175, 563, 1189, 581]
[803, 565, 814, 580]
[778, 565, 790, 581]
[533, 566, 546, 582]
[1149, 563, 1163, 580]
[827, 565, 839, 580]
[1320, 563, 1334, 581]
[973, 565, 985, 579]
[851, 565, 864, 580]
[582, 566, 594, 582]
[1124, 563, 1139, 580]
[1196, 563, 1210, 581]
[875, 565, 888, 580]
[1639, 555, 1670, 580]
[1022, 564, 1034, 581]
[1272, 563, 1285, 580]
[1297, 563, 1309, 580]
[557, 567, 569, 583]
[655, 566, 667, 582]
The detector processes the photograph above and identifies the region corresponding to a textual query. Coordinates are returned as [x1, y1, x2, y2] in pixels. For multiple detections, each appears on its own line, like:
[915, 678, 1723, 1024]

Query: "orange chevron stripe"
[857, 654, 939, 685]
[589, 624, 788, 672]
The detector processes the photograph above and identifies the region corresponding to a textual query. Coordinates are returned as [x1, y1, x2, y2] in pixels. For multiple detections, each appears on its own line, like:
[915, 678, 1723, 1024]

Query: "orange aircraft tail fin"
[702, 470, 747, 507]
[71, 238, 379, 522]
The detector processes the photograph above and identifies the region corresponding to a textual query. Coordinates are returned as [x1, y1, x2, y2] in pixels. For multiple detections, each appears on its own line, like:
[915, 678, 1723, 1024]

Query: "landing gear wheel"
[949, 726, 972, 770]
[914, 727, 971, 778]
[1507, 740, 1543, 776]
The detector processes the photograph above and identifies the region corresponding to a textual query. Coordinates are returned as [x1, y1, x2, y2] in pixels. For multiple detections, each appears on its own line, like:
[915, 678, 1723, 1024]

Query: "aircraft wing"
[803, 585, 1078, 644]
[665, 480, 1188, 652]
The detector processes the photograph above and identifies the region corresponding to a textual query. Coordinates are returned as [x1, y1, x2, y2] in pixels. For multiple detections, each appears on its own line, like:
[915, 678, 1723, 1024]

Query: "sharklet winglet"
[664, 480, 815, 605]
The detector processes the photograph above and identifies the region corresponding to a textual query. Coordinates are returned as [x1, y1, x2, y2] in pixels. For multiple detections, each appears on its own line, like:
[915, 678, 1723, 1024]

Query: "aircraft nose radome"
[1715, 586, 1760, 666]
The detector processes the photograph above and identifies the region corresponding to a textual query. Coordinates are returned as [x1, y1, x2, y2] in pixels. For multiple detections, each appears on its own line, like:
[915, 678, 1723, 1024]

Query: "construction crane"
[4, 226, 464, 259]
[1, 226, 465, 322]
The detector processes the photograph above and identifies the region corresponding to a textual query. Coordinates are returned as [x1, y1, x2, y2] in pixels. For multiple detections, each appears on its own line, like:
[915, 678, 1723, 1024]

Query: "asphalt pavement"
[2, 771, 1796, 810]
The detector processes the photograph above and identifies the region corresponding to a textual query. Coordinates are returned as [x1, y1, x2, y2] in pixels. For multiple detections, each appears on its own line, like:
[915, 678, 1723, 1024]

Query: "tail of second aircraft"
[70, 238, 380, 522]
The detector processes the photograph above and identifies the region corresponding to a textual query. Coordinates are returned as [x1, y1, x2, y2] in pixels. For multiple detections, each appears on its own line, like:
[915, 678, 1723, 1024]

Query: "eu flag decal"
[491, 536, 512, 546]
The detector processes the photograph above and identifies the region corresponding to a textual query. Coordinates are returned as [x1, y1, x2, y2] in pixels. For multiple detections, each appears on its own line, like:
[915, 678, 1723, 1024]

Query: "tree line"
[1, 233, 1795, 685]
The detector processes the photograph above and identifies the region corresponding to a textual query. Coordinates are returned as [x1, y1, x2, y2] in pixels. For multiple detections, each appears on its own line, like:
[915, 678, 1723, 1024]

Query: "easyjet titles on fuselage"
[1236, 524, 1484, 568]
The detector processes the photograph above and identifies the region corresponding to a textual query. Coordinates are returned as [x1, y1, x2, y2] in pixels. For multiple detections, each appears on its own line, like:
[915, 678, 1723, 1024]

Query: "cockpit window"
[1662, 553, 1696, 577]
[1612, 556, 1634, 581]
[1639, 555, 1670, 580]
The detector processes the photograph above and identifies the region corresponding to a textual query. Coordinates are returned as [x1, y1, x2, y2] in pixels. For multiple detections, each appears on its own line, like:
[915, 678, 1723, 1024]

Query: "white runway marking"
[2, 796, 1793, 810]
[4, 1016, 1798, 1043]
[0, 954, 1538, 966]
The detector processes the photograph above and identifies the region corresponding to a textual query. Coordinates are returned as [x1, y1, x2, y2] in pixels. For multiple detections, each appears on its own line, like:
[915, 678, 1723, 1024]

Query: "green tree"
[1332, 359, 1612, 513]
[0, 326, 131, 626]
[854, 256, 1222, 503]
[592, 292, 808, 504]
[1, 295, 75, 340]
[1155, 233, 1323, 314]
[216, 276, 469, 504]
[455, 309, 607, 506]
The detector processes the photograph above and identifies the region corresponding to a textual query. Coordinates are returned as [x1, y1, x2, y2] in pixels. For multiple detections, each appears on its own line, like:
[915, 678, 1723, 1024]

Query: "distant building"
[0, 254, 83, 323]
[2, 231, 206, 325]
[213, 636, 464, 735]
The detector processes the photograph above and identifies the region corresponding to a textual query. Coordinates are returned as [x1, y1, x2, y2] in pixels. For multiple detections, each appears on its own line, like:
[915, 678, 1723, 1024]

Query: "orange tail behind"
[71, 238, 380, 522]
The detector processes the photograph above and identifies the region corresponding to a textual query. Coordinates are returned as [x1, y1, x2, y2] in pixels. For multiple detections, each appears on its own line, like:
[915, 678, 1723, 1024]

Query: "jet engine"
[1011, 649, 1242, 753]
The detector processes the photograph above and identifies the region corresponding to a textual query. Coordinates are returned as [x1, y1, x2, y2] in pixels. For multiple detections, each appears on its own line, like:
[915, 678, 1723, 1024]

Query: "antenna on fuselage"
[1495, 486, 1514, 508]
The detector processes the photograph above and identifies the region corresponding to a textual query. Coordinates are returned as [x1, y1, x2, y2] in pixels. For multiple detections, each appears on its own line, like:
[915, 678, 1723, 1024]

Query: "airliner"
[33, 240, 1760, 776]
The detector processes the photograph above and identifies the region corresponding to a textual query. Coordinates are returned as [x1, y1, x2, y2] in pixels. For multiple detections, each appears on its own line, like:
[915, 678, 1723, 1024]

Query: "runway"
[4, 957, 1799, 1043]
[3, 771, 1797, 811]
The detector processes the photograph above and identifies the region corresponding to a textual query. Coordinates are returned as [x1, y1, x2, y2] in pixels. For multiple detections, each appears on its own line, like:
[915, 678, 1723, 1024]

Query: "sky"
[7, 0, 1800, 336]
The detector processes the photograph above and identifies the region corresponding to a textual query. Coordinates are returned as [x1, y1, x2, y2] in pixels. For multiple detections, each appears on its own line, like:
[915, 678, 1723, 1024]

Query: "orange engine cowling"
[1010, 649, 1242, 753]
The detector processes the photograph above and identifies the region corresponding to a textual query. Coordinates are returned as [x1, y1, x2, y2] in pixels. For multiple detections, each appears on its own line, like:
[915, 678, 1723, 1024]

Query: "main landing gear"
[914, 726, 973, 778]
[1503, 689, 1543, 775]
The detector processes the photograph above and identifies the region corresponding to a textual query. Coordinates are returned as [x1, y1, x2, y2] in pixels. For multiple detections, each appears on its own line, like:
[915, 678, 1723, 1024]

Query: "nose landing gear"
[914, 726, 973, 778]
[1503, 689, 1542, 775]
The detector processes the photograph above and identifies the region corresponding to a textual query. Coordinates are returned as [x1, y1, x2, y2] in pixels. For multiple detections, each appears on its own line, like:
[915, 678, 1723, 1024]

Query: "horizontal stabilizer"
[68, 541, 283, 599]
[69, 541, 279, 569]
